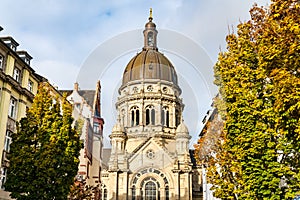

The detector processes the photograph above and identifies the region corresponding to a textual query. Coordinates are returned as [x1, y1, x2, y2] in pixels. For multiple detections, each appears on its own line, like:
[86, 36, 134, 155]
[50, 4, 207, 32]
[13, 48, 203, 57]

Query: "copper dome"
[145, 20, 156, 28]
[122, 49, 178, 85]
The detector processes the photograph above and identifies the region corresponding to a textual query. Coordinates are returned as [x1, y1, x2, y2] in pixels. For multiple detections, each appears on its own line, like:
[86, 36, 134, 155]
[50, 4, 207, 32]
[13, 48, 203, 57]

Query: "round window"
[147, 85, 153, 92]
[146, 149, 155, 159]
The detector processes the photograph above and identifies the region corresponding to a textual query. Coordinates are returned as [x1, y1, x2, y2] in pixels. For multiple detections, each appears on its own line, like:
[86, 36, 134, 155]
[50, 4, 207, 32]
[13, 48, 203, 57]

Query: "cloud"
[0, 0, 271, 147]
[162, 0, 271, 62]
[35, 60, 79, 89]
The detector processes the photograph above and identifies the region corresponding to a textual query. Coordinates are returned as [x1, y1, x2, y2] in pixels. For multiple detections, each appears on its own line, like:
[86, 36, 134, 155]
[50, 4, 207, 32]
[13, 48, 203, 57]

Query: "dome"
[145, 20, 156, 28]
[176, 120, 189, 134]
[145, 8, 156, 28]
[122, 49, 178, 85]
[112, 120, 125, 133]
[121, 10, 179, 87]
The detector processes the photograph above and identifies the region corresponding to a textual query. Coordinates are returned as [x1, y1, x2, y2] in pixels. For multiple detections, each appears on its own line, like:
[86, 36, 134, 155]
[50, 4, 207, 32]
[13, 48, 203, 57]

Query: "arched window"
[162, 107, 169, 127]
[147, 32, 154, 46]
[102, 186, 107, 200]
[175, 109, 180, 127]
[146, 105, 155, 125]
[145, 181, 156, 200]
[131, 106, 140, 126]
[132, 185, 136, 200]
[165, 186, 169, 200]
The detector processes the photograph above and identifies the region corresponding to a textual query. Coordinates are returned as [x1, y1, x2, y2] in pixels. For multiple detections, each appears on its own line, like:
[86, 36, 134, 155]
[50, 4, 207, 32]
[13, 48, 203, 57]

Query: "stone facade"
[101, 13, 202, 200]
[64, 81, 104, 190]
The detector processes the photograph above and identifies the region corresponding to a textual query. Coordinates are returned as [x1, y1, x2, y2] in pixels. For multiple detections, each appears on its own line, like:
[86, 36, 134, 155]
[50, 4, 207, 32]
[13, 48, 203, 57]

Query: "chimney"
[74, 82, 79, 91]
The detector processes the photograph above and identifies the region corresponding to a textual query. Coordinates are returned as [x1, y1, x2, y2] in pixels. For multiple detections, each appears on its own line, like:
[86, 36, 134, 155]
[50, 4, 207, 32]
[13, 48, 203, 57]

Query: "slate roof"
[102, 148, 112, 168]
[59, 89, 96, 108]
[78, 90, 95, 108]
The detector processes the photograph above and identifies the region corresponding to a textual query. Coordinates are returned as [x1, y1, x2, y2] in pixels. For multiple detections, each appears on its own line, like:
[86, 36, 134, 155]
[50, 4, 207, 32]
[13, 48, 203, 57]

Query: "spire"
[112, 114, 125, 133]
[144, 8, 158, 50]
[176, 117, 189, 134]
[149, 8, 153, 22]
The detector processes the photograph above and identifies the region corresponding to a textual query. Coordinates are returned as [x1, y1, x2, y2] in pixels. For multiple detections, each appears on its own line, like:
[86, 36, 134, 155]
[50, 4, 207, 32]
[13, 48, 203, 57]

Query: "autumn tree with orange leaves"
[195, 0, 300, 199]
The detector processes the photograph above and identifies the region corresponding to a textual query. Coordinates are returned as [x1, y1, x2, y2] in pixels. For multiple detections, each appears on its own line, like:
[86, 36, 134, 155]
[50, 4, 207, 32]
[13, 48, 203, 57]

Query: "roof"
[59, 89, 96, 108]
[102, 148, 112, 166]
[78, 90, 95, 108]
[122, 49, 178, 86]
[121, 14, 178, 87]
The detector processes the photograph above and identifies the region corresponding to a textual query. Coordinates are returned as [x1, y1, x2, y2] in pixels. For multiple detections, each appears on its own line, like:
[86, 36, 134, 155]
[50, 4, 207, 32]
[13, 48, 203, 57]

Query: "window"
[146, 149, 155, 160]
[8, 97, 17, 118]
[132, 186, 136, 200]
[103, 188, 107, 200]
[165, 186, 169, 200]
[0, 168, 7, 189]
[147, 32, 154, 46]
[0, 54, 3, 69]
[93, 123, 100, 134]
[146, 105, 155, 125]
[24, 57, 30, 65]
[11, 45, 16, 52]
[175, 109, 180, 127]
[145, 181, 156, 200]
[131, 106, 140, 126]
[4, 131, 12, 152]
[28, 80, 33, 92]
[74, 103, 81, 110]
[147, 85, 153, 92]
[162, 107, 169, 127]
[13, 67, 20, 82]
[132, 87, 138, 93]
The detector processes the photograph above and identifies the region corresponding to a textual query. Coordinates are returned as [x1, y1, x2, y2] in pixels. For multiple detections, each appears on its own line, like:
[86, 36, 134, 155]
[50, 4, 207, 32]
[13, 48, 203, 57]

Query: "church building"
[101, 11, 202, 200]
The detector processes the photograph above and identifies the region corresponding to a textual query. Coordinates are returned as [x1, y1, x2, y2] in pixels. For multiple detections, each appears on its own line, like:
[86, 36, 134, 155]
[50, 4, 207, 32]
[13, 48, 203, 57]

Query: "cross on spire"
[149, 8, 153, 21]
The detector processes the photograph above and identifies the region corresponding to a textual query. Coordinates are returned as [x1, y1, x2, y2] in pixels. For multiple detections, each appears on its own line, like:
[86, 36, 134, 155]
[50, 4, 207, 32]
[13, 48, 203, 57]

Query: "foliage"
[198, 0, 300, 199]
[5, 86, 82, 200]
[74, 118, 84, 137]
[68, 179, 99, 200]
[194, 108, 224, 165]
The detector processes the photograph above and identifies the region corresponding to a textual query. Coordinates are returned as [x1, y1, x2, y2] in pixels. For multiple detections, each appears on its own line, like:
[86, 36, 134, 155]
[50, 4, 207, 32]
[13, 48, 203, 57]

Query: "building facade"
[64, 81, 104, 194]
[0, 36, 43, 190]
[101, 13, 202, 200]
[0, 30, 105, 200]
[0, 34, 64, 199]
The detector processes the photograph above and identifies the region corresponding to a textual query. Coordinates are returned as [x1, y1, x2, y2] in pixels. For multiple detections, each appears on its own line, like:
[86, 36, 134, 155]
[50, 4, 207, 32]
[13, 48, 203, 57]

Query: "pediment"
[128, 137, 175, 171]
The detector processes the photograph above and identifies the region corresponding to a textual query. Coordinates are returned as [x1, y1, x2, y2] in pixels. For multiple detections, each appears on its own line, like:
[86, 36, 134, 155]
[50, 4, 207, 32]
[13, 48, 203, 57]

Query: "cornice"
[0, 71, 34, 101]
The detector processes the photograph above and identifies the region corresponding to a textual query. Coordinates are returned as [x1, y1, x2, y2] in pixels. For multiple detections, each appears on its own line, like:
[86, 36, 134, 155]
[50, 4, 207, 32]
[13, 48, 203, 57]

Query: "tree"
[5, 86, 82, 200]
[68, 178, 99, 200]
[198, 0, 300, 199]
[194, 107, 224, 166]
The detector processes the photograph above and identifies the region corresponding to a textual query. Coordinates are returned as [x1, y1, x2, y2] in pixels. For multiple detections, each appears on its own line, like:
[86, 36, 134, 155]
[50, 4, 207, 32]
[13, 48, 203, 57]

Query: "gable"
[128, 138, 175, 172]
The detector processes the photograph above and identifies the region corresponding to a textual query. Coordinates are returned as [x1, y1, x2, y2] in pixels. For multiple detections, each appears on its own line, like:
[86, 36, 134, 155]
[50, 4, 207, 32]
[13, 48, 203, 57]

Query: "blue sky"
[0, 0, 271, 146]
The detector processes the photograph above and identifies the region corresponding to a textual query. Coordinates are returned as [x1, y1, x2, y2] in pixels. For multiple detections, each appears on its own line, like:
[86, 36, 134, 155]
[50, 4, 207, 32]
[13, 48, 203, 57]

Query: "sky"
[0, 0, 271, 147]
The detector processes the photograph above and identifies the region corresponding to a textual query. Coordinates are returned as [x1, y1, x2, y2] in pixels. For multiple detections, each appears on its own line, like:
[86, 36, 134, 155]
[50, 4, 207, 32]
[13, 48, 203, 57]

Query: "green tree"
[5, 86, 82, 200]
[201, 0, 300, 199]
